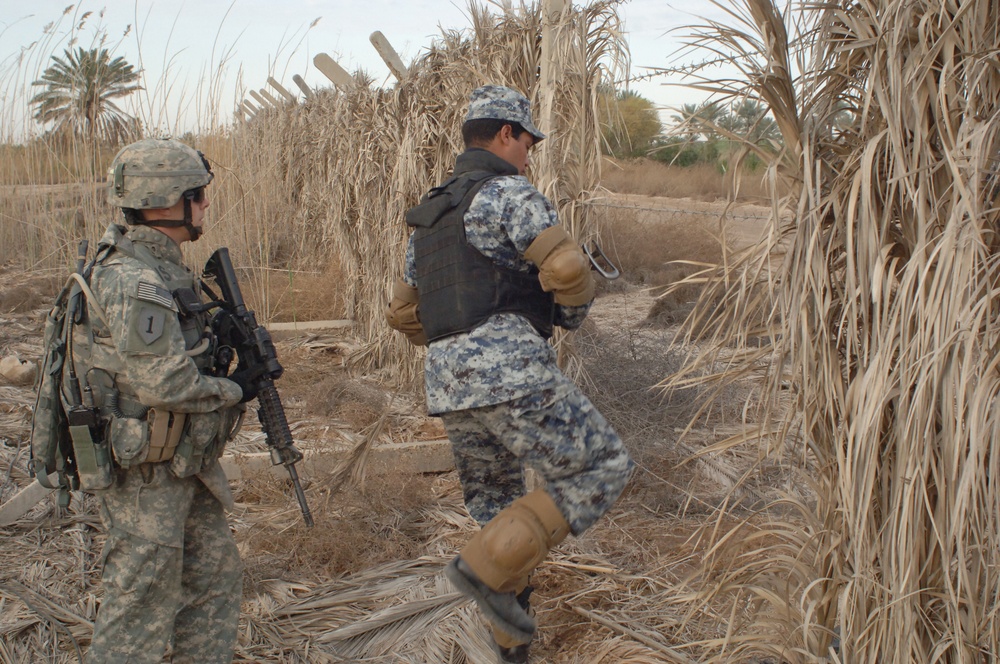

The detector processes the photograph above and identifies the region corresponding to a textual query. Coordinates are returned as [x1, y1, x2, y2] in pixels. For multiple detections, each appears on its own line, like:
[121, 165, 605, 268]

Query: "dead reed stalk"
[665, 0, 1000, 661]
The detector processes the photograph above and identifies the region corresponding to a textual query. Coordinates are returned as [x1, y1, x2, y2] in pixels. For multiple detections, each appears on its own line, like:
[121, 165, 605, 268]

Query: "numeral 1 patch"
[137, 306, 166, 344]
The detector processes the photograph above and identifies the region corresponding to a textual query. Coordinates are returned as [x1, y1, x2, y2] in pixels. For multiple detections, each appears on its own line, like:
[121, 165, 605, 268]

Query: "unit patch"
[137, 306, 166, 344]
[136, 281, 176, 310]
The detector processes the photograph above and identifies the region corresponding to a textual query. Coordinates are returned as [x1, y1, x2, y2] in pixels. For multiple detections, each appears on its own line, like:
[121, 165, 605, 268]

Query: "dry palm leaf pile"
[666, 0, 1000, 661]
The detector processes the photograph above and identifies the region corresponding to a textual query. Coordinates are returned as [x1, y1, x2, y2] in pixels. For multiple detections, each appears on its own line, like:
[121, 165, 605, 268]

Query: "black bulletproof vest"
[406, 149, 555, 342]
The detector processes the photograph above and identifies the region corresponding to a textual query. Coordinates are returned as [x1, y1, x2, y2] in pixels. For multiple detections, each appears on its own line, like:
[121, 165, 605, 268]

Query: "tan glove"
[524, 226, 595, 306]
[385, 279, 427, 346]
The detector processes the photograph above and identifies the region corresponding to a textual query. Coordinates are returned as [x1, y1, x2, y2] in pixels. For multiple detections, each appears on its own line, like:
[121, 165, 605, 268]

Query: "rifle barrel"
[257, 382, 314, 527]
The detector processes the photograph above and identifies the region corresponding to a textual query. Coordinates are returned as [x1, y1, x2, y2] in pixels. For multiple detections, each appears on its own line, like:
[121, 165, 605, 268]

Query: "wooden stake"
[292, 74, 313, 98]
[267, 76, 297, 102]
[0, 473, 59, 527]
[536, 0, 567, 194]
[314, 52, 354, 89]
[259, 88, 282, 107]
[369, 31, 408, 81]
[249, 89, 272, 109]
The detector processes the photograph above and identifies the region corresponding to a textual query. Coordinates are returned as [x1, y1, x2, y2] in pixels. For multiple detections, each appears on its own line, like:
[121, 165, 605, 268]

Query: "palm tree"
[671, 101, 724, 141]
[30, 47, 142, 144]
[728, 99, 780, 145]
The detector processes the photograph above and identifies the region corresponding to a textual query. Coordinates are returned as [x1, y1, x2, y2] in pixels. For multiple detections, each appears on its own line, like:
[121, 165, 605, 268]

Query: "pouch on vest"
[106, 415, 151, 467]
[169, 410, 221, 477]
[171, 405, 244, 477]
[145, 408, 187, 463]
[68, 405, 113, 490]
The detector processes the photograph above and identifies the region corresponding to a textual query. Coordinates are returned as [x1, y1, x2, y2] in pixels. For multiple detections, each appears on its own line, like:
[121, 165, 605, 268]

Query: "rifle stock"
[204, 248, 314, 527]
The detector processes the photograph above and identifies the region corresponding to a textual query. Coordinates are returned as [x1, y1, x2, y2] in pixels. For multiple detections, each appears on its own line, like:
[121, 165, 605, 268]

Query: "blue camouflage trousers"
[88, 465, 243, 664]
[440, 379, 633, 535]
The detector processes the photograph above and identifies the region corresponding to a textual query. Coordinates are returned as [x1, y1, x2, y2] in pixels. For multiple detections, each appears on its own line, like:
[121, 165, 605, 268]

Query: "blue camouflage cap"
[465, 85, 546, 141]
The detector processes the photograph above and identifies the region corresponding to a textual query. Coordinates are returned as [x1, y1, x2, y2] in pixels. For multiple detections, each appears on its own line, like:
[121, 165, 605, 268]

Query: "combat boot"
[446, 557, 535, 642]
[446, 490, 570, 644]
[491, 585, 533, 663]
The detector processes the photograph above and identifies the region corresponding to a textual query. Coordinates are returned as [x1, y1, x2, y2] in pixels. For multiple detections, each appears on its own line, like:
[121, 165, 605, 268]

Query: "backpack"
[29, 241, 114, 498]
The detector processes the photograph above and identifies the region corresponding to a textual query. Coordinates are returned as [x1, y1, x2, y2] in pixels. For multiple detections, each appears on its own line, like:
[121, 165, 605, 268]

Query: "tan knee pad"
[460, 490, 570, 593]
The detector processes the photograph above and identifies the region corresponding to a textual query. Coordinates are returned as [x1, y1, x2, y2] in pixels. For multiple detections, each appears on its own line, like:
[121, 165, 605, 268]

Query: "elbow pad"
[524, 226, 595, 306]
[385, 279, 427, 346]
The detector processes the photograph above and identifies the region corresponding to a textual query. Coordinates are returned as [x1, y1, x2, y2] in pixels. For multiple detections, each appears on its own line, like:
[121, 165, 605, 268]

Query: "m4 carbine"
[199, 248, 314, 527]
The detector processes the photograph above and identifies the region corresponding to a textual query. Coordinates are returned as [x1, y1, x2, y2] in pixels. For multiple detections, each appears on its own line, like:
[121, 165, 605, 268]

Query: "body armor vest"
[406, 150, 554, 341]
[79, 226, 216, 410]
[75, 226, 227, 475]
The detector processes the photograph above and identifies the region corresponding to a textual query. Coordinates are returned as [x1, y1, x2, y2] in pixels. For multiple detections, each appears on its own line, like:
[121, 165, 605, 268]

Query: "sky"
[0, 0, 734, 137]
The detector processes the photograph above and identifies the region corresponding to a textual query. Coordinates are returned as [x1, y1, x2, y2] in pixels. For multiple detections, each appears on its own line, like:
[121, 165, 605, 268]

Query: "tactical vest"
[406, 151, 554, 341]
[35, 225, 238, 491]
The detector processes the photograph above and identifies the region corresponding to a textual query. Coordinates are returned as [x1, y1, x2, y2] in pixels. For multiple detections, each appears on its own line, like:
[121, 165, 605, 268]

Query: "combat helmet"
[107, 138, 214, 240]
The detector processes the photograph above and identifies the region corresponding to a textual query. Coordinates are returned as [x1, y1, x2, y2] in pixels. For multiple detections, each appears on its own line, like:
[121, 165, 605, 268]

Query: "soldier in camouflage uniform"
[386, 85, 633, 663]
[80, 138, 250, 663]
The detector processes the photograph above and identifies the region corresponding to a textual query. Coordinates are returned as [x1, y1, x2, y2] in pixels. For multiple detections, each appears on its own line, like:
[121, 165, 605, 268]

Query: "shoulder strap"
[405, 170, 500, 229]
[65, 272, 110, 329]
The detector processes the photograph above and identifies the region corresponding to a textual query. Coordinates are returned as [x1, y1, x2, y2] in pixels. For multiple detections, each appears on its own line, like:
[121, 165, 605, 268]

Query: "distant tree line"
[599, 90, 784, 170]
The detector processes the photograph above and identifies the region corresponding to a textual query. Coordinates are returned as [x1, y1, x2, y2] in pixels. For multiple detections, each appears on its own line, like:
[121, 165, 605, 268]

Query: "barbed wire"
[582, 199, 770, 222]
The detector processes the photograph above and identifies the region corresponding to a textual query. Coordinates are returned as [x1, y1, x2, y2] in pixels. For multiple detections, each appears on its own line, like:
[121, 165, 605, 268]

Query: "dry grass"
[594, 205, 725, 302]
[0, 270, 63, 314]
[0, 1, 836, 662]
[305, 375, 391, 431]
[602, 157, 774, 202]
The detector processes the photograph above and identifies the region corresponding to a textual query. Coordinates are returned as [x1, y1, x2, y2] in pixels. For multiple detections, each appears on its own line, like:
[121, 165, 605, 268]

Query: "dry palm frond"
[0, 580, 88, 660]
[320, 395, 393, 510]
[241, 555, 488, 661]
[664, 0, 1000, 661]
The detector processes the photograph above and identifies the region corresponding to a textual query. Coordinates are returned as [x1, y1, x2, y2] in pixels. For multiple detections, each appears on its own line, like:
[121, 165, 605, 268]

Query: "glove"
[385, 279, 427, 346]
[227, 367, 260, 403]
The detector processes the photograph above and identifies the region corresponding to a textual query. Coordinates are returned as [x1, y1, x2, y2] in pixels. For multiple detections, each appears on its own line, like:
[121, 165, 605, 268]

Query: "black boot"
[445, 556, 536, 643]
[494, 641, 529, 664]
[492, 586, 533, 663]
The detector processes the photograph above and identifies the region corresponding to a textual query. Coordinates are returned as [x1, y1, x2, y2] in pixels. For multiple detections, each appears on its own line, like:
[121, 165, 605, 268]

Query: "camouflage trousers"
[440, 379, 633, 535]
[87, 464, 243, 664]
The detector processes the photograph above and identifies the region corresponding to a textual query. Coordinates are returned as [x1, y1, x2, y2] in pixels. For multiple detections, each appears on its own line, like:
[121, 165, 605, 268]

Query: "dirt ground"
[0, 197, 783, 663]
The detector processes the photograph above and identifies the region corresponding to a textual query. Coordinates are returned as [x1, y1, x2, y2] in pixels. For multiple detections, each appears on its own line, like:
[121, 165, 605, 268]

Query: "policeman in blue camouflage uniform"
[386, 85, 633, 663]
[80, 138, 250, 663]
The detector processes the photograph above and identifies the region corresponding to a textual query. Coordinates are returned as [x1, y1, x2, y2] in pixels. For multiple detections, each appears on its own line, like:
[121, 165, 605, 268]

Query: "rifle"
[199, 248, 315, 527]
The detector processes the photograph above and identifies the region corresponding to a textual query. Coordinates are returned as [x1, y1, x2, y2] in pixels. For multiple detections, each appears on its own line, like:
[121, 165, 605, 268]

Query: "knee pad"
[460, 490, 570, 593]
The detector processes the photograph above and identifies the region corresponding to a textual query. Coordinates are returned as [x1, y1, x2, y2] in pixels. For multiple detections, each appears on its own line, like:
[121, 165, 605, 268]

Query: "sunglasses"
[184, 186, 208, 204]
[184, 151, 215, 204]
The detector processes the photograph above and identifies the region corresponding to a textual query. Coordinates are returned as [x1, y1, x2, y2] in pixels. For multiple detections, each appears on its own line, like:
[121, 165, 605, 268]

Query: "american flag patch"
[136, 281, 176, 310]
